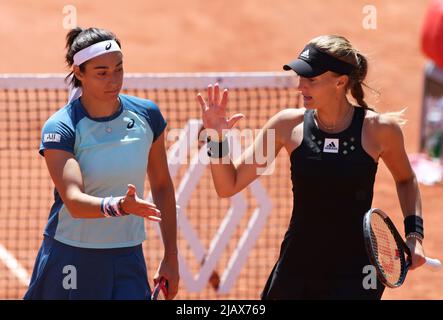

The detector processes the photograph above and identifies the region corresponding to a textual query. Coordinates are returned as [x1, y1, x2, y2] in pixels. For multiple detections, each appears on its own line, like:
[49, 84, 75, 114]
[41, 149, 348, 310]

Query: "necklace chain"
[104, 98, 122, 133]
[314, 106, 353, 131]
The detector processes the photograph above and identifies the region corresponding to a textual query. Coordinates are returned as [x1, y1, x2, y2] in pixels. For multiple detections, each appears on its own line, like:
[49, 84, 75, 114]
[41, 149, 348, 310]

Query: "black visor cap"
[283, 44, 355, 78]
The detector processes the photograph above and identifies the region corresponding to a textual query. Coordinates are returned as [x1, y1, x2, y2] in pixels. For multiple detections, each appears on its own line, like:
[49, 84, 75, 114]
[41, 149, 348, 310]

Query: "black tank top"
[288, 107, 377, 273]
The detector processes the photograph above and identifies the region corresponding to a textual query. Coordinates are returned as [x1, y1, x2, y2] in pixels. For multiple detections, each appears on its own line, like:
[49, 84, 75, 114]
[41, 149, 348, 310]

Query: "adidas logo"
[323, 138, 339, 153]
[326, 141, 336, 148]
[300, 49, 310, 59]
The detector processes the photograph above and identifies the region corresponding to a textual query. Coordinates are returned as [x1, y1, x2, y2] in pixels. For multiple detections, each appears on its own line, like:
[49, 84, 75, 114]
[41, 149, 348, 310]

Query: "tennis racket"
[363, 208, 441, 288]
[151, 276, 168, 300]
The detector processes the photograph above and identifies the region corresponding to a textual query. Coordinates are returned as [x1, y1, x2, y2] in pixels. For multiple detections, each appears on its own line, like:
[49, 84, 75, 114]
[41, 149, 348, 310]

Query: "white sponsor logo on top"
[323, 138, 339, 153]
[44, 133, 61, 143]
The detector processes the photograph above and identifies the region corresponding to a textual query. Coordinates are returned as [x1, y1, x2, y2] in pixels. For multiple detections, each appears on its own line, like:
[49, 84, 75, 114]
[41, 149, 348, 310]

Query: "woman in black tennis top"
[198, 35, 428, 299]
[262, 105, 381, 299]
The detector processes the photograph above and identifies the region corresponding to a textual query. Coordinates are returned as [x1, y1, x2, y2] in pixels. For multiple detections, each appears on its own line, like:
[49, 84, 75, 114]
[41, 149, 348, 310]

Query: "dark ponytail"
[65, 27, 121, 88]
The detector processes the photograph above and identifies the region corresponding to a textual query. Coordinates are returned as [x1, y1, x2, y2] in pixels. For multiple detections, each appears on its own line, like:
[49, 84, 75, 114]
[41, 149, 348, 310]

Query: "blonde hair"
[309, 35, 406, 126]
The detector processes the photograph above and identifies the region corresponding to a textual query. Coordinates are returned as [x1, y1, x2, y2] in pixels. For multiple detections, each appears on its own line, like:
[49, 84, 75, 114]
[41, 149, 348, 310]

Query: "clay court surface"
[0, 0, 441, 299]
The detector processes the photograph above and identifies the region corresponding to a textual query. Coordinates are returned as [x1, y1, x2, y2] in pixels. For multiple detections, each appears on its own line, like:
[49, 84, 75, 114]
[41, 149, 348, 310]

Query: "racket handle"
[425, 257, 442, 271]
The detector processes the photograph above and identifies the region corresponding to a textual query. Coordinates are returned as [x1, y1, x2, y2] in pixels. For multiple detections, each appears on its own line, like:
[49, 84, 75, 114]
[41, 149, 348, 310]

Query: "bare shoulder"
[267, 108, 305, 129]
[264, 108, 305, 142]
[364, 109, 405, 143]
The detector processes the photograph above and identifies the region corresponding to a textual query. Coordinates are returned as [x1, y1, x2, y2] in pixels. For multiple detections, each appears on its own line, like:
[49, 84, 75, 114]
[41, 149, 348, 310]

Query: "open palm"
[197, 83, 244, 140]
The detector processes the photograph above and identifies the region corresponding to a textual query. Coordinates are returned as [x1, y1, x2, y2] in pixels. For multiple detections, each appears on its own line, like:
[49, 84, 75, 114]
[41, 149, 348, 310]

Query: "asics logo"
[127, 119, 135, 129]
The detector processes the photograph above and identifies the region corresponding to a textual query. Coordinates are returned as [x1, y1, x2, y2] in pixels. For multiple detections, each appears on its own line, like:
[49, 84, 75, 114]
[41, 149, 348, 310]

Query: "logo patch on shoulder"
[43, 133, 61, 143]
[323, 138, 339, 153]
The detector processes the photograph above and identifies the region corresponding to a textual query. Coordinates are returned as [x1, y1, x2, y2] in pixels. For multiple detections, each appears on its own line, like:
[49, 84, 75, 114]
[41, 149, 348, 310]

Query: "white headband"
[73, 40, 121, 66]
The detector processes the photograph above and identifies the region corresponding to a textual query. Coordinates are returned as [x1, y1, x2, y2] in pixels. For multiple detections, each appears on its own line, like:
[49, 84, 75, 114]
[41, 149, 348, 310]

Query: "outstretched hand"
[120, 184, 162, 222]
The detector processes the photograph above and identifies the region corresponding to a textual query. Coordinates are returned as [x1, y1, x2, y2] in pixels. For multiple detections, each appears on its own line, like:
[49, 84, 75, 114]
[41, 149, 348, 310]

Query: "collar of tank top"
[314, 105, 354, 132]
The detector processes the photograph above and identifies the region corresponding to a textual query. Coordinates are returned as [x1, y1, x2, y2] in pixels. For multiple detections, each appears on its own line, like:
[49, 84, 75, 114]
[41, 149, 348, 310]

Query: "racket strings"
[370, 214, 404, 285]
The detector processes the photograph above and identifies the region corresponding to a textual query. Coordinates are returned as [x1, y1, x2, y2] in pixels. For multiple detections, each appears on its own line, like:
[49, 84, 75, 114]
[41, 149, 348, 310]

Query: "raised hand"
[197, 83, 244, 141]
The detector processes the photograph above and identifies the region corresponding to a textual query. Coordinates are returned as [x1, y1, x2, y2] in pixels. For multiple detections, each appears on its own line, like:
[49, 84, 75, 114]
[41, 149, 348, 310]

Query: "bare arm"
[147, 130, 179, 299]
[209, 112, 287, 197]
[147, 131, 177, 255]
[44, 149, 161, 220]
[378, 116, 426, 269]
[378, 118, 422, 220]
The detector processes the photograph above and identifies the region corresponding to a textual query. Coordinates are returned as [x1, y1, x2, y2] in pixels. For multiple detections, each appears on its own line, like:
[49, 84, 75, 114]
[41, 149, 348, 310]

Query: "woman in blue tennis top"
[24, 27, 179, 300]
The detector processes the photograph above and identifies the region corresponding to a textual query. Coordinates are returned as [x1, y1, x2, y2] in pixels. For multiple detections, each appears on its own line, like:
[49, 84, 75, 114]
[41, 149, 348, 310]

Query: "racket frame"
[151, 277, 169, 300]
[363, 208, 411, 288]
